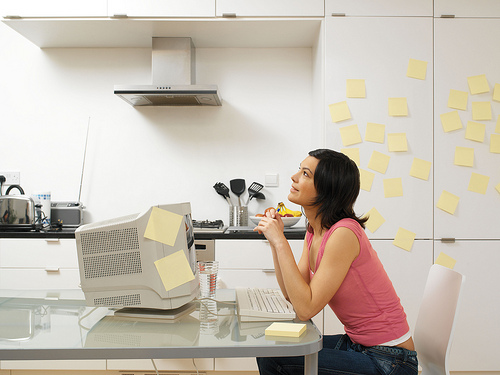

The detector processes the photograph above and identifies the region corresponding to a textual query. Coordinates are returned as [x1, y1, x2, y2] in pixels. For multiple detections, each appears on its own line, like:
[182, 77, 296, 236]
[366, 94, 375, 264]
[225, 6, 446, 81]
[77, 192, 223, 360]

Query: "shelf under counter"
[194, 226, 306, 240]
[0, 229, 77, 239]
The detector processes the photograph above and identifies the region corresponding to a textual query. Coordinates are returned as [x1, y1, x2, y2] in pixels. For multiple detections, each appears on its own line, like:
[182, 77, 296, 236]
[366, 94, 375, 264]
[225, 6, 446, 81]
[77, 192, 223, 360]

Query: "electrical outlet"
[0, 171, 20, 185]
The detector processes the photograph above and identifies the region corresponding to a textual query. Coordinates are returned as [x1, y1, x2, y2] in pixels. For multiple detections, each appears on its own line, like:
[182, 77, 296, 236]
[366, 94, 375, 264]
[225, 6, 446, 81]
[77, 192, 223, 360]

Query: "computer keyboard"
[235, 287, 296, 322]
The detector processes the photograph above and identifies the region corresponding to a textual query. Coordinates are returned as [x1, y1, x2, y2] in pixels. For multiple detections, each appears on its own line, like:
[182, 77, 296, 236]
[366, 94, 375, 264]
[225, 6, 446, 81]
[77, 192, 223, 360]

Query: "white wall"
[0, 23, 317, 223]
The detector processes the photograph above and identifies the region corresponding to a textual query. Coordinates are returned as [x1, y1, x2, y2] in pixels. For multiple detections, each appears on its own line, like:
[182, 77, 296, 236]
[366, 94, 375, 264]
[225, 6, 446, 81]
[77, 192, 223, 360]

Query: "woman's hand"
[253, 208, 285, 246]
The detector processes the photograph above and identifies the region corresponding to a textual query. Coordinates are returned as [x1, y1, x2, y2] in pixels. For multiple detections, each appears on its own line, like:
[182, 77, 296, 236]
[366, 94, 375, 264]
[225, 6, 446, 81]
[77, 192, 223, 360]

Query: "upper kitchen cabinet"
[435, 0, 500, 18]
[325, 0, 432, 17]
[108, 0, 215, 18]
[0, 0, 107, 18]
[434, 18, 500, 240]
[324, 17, 434, 240]
[216, 0, 324, 17]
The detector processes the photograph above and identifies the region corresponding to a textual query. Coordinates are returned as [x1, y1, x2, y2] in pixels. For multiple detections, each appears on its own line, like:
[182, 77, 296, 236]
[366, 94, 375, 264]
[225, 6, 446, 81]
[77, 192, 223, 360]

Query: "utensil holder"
[229, 205, 248, 226]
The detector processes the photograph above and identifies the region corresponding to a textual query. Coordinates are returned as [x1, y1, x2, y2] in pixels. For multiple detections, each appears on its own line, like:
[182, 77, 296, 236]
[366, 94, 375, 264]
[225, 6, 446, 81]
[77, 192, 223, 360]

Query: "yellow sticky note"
[144, 207, 183, 246]
[493, 83, 500, 102]
[341, 148, 360, 166]
[364, 207, 385, 233]
[410, 158, 432, 180]
[468, 172, 489, 194]
[497, 115, 500, 134]
[448, 89, 468, 110]
[465, 121, 486, 143]
[437, 190, 460, 215]
[440, 111, 463, 133]
[360, 169, 375, 192]
[435, 252, 457, 269]
[472, 101, 492, 121]
[339, 124, 362, 146]
[387, 133, 408, 152]
[406, 58, 428, 80]
[154, 250, 195, 292]
[365, 122, 385, 143]
[329, 101, 352, 123]
[388, 97, 408, 117]
[454, 146, 474, 167]
[265, 322, 307, 338]
[368, 151, 391, 174]
[383, 178, 403, 198]
[491, 134, 500, 153]
[393, 227, 416, 252]
[467, 74, 489, 95]
[346, 79, 366, 98]
[496, 182, 500, 194]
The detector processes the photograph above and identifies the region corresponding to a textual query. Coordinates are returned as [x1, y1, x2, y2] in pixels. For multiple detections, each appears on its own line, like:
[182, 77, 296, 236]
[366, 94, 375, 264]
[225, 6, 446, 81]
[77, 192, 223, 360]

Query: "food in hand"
[255, 203, 301, 218]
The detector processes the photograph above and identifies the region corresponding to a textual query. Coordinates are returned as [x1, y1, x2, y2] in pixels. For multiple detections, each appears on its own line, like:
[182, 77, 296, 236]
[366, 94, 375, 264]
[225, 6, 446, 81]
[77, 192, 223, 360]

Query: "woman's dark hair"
[307, 149, 367, 231]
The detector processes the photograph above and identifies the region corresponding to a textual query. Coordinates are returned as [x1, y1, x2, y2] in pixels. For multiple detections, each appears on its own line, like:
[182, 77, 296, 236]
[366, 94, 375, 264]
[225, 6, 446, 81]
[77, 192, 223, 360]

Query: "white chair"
[414, 264, 465, 375]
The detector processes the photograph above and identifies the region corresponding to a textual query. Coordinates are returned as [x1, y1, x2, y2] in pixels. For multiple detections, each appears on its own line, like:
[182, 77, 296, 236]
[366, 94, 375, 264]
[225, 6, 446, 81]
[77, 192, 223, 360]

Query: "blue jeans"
[257, 334, 418, 375]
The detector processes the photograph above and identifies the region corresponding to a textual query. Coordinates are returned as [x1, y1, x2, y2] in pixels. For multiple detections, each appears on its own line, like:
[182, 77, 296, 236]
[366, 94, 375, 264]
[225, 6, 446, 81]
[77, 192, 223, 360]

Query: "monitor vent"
[80, 228, 140, 255]
[94, 293, 141, 307]
[83, 251, 142, 279]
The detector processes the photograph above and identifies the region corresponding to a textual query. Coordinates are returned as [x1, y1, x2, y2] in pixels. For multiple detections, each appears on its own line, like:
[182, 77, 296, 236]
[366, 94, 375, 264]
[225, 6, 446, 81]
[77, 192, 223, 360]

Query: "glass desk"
[0, 289, 322, 375]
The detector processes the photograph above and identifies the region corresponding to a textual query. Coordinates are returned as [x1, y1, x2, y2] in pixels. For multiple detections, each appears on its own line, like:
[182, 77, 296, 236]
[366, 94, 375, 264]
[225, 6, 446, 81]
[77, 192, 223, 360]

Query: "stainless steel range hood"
[114, 38, 221, 106]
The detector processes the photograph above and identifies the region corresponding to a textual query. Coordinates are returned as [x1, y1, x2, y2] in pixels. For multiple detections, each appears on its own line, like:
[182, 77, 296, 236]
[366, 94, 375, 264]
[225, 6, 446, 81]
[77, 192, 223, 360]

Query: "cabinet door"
[326, 0, 432, 16]
[324, 17, 434, 240]
[434, 18, 500, 239]
[0, 239, 77, 268]
[0, 0, 107, 17]
[1, 360, 105, 370]
[216, 0, 324, 17]
[324, 240, 432, 335]
[434, 241, 500, 371]
[108, 0, 215, 17]
[435, 0, 500, 17]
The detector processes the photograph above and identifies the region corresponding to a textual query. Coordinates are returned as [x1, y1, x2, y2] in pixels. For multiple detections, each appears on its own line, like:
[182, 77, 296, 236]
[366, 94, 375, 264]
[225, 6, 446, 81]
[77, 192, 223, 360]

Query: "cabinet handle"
[222, 13, 237, 18]
[45, 267, 60, 273]
[45, 238, 60, 243]
[262, 269, 276, 274]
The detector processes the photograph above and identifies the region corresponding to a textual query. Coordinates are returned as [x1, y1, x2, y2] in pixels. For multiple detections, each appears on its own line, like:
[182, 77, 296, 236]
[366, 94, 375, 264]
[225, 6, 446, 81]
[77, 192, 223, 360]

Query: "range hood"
[114, 38, 222, 106]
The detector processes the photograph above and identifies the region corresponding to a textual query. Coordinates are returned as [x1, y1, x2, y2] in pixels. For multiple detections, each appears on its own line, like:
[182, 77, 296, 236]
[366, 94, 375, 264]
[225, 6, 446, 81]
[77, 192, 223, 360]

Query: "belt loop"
[334, 334, 347, 350]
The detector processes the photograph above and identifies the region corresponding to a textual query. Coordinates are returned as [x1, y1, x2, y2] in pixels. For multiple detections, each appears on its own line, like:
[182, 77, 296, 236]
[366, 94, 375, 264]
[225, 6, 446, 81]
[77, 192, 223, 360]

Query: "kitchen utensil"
[251, 192, 266, 200]
[0, 185, 37, 230]
[230, 179, 246, 207]
[213, 182, 232, 206]
[245, 181, 264, 204]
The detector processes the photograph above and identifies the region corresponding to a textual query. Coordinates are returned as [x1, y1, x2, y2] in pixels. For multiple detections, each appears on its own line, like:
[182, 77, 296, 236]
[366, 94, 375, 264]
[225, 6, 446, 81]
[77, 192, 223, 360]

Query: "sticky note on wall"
[465, 121, 486, 143]
[360, 169, 375, 192]
[393, 227, 416, 252]
[490, 134, 500, 153]
[368, 151, 391, 174]
[144, 207, 183, 246]
[346, 79, 366, 98]
[454, 147, 474, 167]
[364, 207, 385, 233]
[383, 178, 403, 198]
[365, 122, 385, 143]
[436, 190, 460, 215]
[329, 101, 352, 123]
[409, 158, 431, 180]
[435, 252, 457, 269]
[467, 74, 489, 95]
[387, 133, 408, 152]
[440, 111, 463, 133]
[341, 148, 360, 166]
[388, 97, 408, 116]
[493, 83, 500, 102]
[406, 58, 428, 80]
[448, 89, 468, 110]
[339, 124, 362, 146]
[472, 101, 492, 121]
[468, 172, 490, 194]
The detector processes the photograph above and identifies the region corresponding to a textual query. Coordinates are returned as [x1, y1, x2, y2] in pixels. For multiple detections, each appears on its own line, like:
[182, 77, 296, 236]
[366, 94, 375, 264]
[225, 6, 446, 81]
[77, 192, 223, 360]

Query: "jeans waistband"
[367, 345, 417, 361]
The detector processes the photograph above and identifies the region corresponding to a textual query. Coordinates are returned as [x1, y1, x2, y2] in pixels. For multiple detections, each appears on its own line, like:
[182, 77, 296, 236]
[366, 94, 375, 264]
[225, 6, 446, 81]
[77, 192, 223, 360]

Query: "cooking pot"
[0, 185, 37, 230]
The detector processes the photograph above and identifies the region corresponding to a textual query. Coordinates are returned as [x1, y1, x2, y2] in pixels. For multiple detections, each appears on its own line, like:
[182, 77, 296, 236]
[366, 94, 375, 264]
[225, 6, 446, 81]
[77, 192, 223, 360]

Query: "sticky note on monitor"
[388, 97, 408, 117]
[365, 122, 385, 143]
[383, 178, 403, 198]
[454, 147, 474, 167]
[435, 252, 457, 269]
[393, 227, 416, 252]
[448, 89, 468, 110]
[339, 124, 362, 146]
[467, 74, 489, 95]
[154, 250, 195, 292]
[360, 169, 375, 192]
[346, 79, 366, 98]
[465, 121, 486, 143]
[406, 58, 428, 80]
[368, 151, 390, 174]
[468, 172, 489, 194]
[410, 158, 431, 180]
[265, 322, 307, 338]
[472, 101, 492, 121]
[341, 148, 360, 166]
[144, 206, 183, 246]
[329, 101, 352, 123]
[490, 134, 500, 153]
[436, 190, 460, 215]
[387, 133, 408, 152]
[440, 111, 463, 133]
[364, 207, 385, 233]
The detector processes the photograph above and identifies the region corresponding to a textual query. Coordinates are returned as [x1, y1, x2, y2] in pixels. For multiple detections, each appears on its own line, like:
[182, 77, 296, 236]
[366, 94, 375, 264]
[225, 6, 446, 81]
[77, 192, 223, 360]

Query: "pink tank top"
[307, 218, 409, 346]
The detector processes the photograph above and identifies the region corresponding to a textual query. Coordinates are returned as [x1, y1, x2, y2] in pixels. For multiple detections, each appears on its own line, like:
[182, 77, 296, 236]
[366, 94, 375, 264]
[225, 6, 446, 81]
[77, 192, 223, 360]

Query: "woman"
[254, 149, 418, 375]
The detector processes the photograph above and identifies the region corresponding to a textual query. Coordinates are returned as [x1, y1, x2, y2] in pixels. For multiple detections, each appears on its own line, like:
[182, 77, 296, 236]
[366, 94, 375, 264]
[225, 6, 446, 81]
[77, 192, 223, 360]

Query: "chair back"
[414, 264, 465, 375]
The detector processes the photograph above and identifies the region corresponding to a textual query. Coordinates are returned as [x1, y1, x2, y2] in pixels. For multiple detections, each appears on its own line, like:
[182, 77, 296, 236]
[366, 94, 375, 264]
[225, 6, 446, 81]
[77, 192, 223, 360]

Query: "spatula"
[230, 179, 246, 207]
[213, 182, 232, 206]
[246, 181, 264, 204]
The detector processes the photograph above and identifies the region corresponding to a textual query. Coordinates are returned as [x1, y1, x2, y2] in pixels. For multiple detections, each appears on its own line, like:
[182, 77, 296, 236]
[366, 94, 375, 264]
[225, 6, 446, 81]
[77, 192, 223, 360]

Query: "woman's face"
[288, 155, 319, 207]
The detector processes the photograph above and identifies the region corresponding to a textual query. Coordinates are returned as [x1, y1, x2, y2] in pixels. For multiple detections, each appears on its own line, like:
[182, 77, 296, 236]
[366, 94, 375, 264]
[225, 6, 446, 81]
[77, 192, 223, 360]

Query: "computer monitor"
[75, 203, 199, 313]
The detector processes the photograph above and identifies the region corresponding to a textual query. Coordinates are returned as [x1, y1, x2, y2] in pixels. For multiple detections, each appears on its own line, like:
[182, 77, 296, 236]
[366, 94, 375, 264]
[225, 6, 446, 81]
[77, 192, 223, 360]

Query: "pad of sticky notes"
[265, 322, 307, 338]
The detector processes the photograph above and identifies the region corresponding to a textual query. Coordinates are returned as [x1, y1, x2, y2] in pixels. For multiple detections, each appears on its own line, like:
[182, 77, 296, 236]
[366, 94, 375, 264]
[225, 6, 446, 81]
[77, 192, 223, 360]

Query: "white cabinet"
[0, 0, 107, 18]
[108, 0, 215, 18]
[435, 0, 500, 18]
[0, 238, 81, 290]
[216, 0, 324, 17]
[325, 0, 432, 16]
